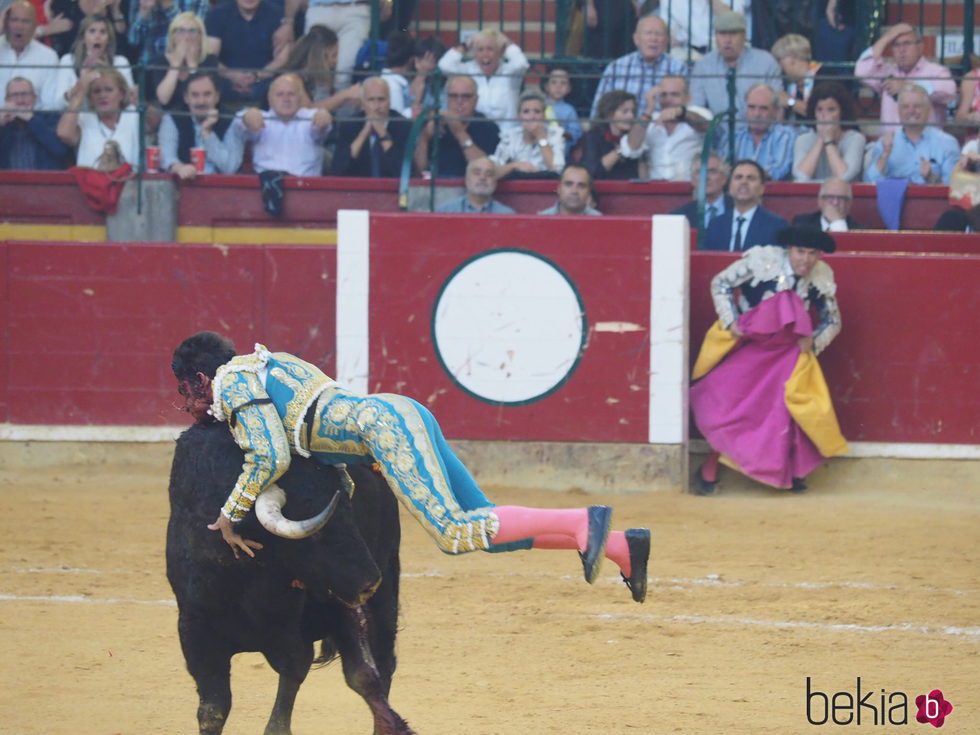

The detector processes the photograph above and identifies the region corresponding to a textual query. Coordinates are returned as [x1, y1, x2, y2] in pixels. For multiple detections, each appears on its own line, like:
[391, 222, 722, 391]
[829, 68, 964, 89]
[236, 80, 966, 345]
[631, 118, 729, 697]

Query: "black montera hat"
[775, 226, 836, 254]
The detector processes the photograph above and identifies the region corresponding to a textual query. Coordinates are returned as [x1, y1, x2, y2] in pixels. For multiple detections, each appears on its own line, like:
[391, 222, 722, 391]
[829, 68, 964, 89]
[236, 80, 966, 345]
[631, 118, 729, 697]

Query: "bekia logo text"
[806, 678, 954, 727]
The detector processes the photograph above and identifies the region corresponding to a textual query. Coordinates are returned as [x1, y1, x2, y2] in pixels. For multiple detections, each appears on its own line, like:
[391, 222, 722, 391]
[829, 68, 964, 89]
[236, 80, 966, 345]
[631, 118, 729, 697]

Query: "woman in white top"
[792, 81, 866, 182]
[437, 29, 529, 132]
[490, 89, 565, 178]
[45, 14, 134, 111]
[56, 67, 139, 168]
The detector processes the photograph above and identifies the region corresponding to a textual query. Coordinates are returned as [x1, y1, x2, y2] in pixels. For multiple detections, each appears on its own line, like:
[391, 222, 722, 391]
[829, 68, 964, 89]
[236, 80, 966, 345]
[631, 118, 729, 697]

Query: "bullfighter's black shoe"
[790, 477, 808, 493]
[695, 463, 718, 496]
[578, 505, 612, 584]
[621, 528, 651, 603]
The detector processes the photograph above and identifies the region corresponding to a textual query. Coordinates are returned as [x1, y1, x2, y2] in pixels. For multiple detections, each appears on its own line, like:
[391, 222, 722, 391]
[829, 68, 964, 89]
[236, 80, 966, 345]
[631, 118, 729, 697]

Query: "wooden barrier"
[1, 220, 976, 448]
[0, 173, 962, 243]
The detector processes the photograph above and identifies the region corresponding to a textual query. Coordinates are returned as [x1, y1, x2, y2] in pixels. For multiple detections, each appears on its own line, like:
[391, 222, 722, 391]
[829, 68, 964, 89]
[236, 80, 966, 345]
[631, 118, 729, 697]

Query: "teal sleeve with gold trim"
[217, 371, 292, 522]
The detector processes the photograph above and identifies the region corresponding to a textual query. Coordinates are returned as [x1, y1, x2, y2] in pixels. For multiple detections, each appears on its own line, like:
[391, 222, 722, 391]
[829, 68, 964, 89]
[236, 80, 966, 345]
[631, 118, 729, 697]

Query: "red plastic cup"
[190, 147, 206, 174]
[145, 146, 160, 173]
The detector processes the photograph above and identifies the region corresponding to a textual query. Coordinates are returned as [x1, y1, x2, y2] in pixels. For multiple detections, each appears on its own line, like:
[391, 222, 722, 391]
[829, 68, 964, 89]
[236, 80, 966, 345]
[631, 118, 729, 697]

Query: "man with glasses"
[854, 22, 956, 127]
[413, 74, 500, 179]
[671, 153, 732, 231]
[0, 77, 69, 169]
[792, 178, 864, 231]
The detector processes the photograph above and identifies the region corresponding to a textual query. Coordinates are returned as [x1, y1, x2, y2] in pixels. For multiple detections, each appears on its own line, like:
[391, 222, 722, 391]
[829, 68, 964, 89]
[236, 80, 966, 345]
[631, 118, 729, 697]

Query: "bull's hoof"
[621, 528, 650, 603]
[578, 505, 612, 584]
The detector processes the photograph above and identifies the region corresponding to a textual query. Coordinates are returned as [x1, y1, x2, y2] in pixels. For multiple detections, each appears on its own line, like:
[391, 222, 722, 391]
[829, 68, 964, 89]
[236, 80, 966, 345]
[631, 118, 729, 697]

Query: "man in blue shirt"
[206, 0, 287, 104]
[864, 84, 961, 185]
[435, 157, 515, 214]
[715, 83, 796, 182]
[590, 14, 687, 118]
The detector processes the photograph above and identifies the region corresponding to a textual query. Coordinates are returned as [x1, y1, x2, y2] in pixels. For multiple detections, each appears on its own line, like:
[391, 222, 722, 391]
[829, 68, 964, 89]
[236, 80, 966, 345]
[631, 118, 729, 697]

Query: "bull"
[166, 421, 416, 735]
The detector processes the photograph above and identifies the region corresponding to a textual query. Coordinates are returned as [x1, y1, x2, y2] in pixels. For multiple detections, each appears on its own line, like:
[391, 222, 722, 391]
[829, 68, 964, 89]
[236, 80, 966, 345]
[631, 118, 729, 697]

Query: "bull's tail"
[312, 639, 340, 668]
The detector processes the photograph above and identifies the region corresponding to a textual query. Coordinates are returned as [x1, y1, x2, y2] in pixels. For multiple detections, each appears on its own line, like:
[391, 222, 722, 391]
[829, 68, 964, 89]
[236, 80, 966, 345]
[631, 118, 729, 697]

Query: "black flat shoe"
[621, 528, 650, 603]
[790, 477, 808, 493]
[578, 505, 612, 584]
[695, 463, 717, 496]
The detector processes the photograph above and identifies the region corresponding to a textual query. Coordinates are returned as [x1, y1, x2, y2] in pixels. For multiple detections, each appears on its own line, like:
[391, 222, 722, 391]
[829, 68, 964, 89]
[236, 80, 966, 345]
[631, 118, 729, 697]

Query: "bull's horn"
[255, 485, 340, 539]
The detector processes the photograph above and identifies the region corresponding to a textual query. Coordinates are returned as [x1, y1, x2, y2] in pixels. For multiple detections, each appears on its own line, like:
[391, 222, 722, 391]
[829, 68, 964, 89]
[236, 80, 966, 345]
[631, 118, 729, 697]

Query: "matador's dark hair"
[171, 331, 237, 383]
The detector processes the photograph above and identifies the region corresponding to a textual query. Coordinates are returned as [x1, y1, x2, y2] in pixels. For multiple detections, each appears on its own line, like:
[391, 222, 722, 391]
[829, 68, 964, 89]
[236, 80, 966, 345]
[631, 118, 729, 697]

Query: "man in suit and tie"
[701, 159, 788, 251]
[672, 153, 732, 231]
[792, 178, 865, 231]
[331, 76, 411, 177]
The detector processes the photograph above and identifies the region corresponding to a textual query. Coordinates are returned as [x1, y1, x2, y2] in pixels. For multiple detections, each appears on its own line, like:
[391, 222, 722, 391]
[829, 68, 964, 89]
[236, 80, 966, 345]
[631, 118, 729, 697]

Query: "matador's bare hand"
[208, 513, 263, 559]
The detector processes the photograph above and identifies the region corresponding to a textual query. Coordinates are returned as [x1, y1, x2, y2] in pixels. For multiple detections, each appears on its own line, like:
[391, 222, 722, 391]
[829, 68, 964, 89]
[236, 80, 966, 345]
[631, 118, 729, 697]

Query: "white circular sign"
[432, 250, 586, 405]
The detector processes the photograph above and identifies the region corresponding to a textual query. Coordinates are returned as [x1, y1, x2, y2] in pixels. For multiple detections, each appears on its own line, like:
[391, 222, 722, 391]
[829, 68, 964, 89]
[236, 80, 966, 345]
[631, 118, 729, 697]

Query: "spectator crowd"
[1, 0, 978, 232]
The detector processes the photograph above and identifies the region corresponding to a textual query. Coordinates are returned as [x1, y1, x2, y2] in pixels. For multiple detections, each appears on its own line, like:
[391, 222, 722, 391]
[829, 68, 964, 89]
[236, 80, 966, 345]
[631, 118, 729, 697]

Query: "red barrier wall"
[1, 230, 977, 445]
[0, 172, 959, 234]
[0, 241, 337, 425]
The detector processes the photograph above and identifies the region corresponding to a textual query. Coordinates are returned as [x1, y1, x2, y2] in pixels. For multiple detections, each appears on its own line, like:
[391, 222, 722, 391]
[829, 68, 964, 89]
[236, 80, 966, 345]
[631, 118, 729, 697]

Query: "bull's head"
[255, 484, 340, 539]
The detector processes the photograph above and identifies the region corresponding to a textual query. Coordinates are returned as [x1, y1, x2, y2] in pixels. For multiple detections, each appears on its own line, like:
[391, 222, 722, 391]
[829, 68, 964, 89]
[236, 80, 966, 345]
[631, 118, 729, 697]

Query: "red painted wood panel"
[366, 213, 652, 442]
[1, 233, 976, 445]
[0, 241, 336, 425]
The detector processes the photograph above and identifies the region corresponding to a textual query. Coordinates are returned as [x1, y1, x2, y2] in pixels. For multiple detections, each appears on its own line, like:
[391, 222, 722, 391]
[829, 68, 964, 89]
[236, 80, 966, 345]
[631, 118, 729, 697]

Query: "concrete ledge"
[451, 440, 688, 494]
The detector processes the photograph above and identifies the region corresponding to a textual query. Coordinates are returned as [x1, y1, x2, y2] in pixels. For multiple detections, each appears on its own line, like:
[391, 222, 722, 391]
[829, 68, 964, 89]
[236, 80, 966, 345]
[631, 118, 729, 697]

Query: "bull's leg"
[262, 642, 314, 735]
[178, 614, 233, 735]
[333, 606, 416, 735]
[262, 675, 302, 735]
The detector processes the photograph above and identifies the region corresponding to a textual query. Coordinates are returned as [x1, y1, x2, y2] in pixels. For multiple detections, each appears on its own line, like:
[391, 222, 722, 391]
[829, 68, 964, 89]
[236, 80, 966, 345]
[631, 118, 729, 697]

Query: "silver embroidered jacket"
[709, 245, 842, 355]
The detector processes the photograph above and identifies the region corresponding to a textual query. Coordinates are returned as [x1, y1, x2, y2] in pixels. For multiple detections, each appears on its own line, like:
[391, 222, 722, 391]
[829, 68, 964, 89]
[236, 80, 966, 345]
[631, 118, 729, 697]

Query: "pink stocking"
[493, 506, 588, 548]
[701, 450, 720, 482]
[533, 531, 631, 576]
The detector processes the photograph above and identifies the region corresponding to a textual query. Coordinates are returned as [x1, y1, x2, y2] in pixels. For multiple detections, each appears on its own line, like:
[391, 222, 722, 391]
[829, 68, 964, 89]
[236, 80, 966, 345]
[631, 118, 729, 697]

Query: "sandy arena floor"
[0, 445, 977, 734]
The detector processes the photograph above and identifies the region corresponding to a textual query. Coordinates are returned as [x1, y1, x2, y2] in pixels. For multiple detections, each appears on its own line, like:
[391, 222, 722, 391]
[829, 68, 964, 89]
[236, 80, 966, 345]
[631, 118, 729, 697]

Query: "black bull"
[166, 422, 416, 735]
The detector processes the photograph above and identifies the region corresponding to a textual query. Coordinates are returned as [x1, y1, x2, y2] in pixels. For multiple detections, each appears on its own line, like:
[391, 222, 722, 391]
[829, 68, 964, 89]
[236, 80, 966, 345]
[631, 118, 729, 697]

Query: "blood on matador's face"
[176, 376, 214, 424]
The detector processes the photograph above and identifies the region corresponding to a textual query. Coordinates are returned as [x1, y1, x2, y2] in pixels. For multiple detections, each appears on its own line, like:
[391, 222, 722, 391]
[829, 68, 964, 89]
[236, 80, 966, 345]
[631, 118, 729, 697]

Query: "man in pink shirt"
[854, 22, 956, 126]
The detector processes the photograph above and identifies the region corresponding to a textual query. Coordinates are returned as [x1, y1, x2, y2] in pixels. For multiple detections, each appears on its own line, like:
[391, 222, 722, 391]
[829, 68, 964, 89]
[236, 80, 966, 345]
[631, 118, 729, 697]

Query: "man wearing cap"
[689, 10, 782, 118]
[690, 226, 847, 495]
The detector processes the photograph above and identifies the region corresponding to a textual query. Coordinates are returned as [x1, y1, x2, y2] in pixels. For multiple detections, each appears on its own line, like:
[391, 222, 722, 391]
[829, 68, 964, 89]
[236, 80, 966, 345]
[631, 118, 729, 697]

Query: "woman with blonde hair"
[57, 67, 139, 167]
[151, 12, 219, 109]
[771, 33, 824, 122]
[45, 14, 134, 110]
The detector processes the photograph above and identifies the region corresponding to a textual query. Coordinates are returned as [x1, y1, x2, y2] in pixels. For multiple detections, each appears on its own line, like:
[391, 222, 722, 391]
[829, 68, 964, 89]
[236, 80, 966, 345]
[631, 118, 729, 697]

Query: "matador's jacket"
[210, 345, 528, 554]
[708, 245, 841, 355]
